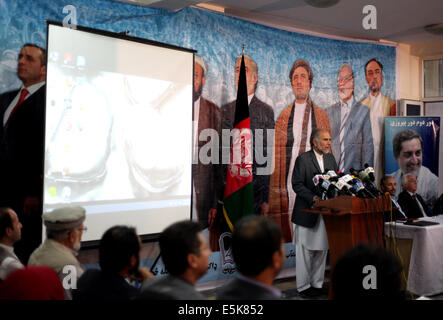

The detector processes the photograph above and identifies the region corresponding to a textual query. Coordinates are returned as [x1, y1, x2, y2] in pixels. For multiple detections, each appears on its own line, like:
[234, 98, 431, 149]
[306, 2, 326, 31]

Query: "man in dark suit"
[216, 216, 284, 300]
[292, 128, 338, 297]
[222, 55, 275, 216]
[192, 56, 222, 251]
[137, 221, 210, 300]
[0, 44, 46, 264]
[326, 63, 373, 172]
[398, 174, 432, 219]
[380, 175, 407, 221]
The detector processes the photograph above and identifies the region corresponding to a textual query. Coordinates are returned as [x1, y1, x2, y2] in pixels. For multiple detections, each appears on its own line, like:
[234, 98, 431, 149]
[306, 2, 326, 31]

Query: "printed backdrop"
[0, 0, 396, 283]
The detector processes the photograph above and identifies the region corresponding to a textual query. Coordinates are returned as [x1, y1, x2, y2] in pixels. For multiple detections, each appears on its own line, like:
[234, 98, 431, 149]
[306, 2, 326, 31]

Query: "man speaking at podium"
[292, 128, 338, 297]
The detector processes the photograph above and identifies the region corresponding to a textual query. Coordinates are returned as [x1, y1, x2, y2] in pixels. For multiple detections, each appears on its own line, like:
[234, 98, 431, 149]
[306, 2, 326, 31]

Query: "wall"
[396, 43, 421, 101]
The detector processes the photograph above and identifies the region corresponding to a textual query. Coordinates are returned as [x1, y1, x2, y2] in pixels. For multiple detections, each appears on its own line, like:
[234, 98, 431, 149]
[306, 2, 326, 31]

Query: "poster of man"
[385, 117, 440, 208]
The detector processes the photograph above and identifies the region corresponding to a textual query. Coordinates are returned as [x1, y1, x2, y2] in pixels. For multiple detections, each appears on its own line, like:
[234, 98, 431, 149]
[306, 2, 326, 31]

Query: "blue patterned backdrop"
[0, 0, 396, 116]
[0, 0, 396, 283]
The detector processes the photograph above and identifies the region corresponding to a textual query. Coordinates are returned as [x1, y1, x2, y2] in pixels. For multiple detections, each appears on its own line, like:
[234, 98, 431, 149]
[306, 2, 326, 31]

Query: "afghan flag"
[222, 53, 255, 231]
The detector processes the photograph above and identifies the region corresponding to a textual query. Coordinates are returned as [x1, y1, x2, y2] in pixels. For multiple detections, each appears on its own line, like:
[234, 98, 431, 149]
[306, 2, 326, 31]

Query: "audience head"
[18, 43, 46, 87]
[99, 225, 140, 276]
[332, 244, 405, 300]
[159, 220, 211, 282]
[44, 206, 86, 252]
[380, 175, 397, 197]
[392, 129, 423, 176]
[0, 207, 22, 246]
[401, 174, 417, 194]
[232, 216, 284, 278]
[0, 266, 65, 300]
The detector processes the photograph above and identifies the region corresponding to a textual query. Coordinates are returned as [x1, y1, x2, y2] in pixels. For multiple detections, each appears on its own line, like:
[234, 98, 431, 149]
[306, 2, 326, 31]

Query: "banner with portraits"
[0, 0, 396, 282]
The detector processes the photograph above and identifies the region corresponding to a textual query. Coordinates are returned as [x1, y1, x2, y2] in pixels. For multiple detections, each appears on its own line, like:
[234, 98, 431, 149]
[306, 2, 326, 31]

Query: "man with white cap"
[193, 55, 222, 251]
[28, 206, 86, 299]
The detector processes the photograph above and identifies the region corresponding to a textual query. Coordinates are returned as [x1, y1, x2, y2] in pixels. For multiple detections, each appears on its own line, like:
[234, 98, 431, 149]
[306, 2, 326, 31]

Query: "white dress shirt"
[287, 102, 312, 214]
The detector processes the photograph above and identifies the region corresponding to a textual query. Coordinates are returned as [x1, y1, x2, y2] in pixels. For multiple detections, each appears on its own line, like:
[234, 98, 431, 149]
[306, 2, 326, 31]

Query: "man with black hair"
[331, 244, 406, 300]
[73, 225, 152, 300]
[137, 220, 210, 300]
[361, 58, 396, 185]
[390, 129, 438, 207]
[0, 43, 47, 264]
[0, 207, 24, 280]
[216, 216, 284, 300]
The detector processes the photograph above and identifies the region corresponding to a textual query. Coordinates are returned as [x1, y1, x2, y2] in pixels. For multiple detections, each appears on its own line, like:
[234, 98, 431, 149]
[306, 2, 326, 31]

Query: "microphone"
[358, 169, 370, 182]
[312, 174, 324, 186]
[327, 170, 339, 182]
[349, 168, 360, 178]
[340, 174, 354, 184]
[326, 181, 339, 199]
[352, 178, 375, 198]
[363, 163, 376, 182]
[336, 177, 354, 196]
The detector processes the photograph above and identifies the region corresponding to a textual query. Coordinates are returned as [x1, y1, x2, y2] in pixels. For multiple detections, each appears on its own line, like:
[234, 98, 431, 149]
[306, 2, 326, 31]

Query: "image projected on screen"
[45, 23, 194, 242]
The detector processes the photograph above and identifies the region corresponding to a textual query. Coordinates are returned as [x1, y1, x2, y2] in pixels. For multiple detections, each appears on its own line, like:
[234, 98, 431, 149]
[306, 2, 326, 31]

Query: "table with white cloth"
[385, 215, 443, 296]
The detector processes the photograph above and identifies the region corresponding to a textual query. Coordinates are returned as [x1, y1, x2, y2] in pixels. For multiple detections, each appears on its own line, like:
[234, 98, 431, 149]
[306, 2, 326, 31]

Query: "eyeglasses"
[337, 75, 354, 84]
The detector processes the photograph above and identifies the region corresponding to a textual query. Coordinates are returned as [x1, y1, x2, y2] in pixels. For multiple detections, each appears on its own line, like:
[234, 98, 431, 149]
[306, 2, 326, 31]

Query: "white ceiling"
[121, 0, 443, 53]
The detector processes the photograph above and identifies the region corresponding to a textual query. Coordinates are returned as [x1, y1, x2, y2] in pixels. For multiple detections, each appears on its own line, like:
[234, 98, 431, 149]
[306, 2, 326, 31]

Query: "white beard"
[73, 236, 81, 252]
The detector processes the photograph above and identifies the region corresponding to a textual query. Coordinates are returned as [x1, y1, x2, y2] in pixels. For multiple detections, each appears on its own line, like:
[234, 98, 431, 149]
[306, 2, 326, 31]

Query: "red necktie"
[7, 88, 29, 123]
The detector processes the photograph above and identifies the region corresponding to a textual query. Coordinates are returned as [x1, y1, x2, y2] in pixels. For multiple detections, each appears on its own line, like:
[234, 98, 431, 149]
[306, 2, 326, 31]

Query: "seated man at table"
[380, 175, 406, 221]
[398, 174, 433, 219]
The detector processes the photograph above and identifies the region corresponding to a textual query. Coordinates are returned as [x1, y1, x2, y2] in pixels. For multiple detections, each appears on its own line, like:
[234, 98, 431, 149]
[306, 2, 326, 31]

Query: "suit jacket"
[73, 269, 139, 300]
[216, 276, 281, 300]
[327, 98, 373, 172]
[221, 95, 275, 213]
[268, 98, 330, 241]
[398, 190, 432, 219]
[0, 85, 45, 208]
[292, 149, 338, 228]
[137, 274, 206, 300]
[193, 97, 222, 228]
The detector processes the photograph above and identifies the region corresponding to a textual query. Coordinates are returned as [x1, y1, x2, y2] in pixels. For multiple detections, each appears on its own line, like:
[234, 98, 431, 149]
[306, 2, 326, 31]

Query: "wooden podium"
[303, 195, 392, 298]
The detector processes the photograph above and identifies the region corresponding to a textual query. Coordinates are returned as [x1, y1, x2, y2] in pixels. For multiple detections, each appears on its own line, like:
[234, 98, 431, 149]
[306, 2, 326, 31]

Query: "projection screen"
[44, 22, 194, 242]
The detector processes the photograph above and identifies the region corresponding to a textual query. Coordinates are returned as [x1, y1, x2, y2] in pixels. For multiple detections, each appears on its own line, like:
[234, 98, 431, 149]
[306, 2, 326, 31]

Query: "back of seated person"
[73, 225, 152, 300]
[432, 194, 443, 216]
[0, 266, 65, 300]
[331, 244, 406, 300]
[136, 221, 210, 300]
[216, 216, 284, 300]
